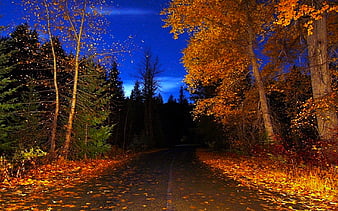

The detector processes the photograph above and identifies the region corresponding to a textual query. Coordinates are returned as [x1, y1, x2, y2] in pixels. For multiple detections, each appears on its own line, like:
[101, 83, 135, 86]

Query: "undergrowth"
[196, 148, 337, 210]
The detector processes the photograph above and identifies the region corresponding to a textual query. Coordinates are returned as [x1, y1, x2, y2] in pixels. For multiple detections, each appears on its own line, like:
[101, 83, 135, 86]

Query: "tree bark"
[62, 1, 86, 159]
[49, 40, 59, 155]
[62, 46, 81, 159]
[307, 15, 338, 141]
[44, 0, 59, 157]
[247, 28, 276, 143]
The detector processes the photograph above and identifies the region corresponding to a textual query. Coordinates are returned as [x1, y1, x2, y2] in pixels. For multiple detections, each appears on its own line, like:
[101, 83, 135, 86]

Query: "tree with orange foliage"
[162, 0, 277, 143]
[276, 0, 338, 142]
[24, 0, 108, 159]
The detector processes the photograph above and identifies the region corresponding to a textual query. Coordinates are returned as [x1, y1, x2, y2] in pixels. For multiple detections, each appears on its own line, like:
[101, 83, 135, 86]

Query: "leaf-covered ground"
[2, 148, 337, 210]
[0, 155, 131, 210]
[0, 149, 168, 210]
[196, 148, 338, 210]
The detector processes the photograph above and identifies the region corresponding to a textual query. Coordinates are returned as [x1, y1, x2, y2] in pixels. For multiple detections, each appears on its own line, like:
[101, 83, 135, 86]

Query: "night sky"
[0, 0, 188, 101]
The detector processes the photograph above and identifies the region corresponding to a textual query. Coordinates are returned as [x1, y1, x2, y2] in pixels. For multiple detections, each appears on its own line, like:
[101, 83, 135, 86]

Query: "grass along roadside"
[196, 148, 337, 210]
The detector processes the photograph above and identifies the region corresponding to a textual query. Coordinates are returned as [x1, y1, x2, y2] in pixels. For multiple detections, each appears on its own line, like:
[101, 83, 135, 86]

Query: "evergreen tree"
[160, 92, 193, 146]
[125, 80, 145, 149]
[12, 83, 47, 150]
[6, 24, 51, 151]
[155, 94, 164, 105]
[107, 61, 124, 109]
[130, 81, 142, 102]
[105, 61, 125, 146]
[71, 59, 113, 159]
[178, 86, 188, 105]
[7, 24, 45, 84]
[167, 95, 176, 104]
[139, 50, 162, 147]
[0, 39, 21, 154]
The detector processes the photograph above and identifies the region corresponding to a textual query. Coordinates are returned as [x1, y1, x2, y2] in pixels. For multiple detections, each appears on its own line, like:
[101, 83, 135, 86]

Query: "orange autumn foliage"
[275, 0, 338, 35]
[276, 0, 338, 142]
[1, 159, 120, 188]
[162, 0, 275, 128]
[197, 149, 338, 210]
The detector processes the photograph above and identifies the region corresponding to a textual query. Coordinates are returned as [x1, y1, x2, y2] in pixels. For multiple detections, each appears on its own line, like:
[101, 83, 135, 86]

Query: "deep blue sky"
[0, 0, 188, 101]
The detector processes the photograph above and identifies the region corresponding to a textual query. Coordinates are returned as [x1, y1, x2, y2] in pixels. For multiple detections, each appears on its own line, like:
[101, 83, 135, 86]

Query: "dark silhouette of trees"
[139, 50, 162, 147]
[105, 61, 125, 147]
[0, 38, 21, 154]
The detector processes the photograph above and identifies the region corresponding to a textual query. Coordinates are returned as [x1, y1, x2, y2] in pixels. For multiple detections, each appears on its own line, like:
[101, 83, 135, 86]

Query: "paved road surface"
[14, 146, 281, 210]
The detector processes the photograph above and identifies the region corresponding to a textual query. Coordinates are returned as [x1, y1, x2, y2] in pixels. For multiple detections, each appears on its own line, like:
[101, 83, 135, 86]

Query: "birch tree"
[24, 0, 108, 159]
[59, 0, 107, 159]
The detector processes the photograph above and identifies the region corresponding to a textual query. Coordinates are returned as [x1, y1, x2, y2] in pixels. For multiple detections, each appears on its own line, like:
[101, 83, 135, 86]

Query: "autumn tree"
[40, 37, 67, 155]
[29, 0, 63, 155]
[24, 0, 108, 159]
[262, 19, 316, 143]
[269, 66, 314, 141]
[162, 0, 277, 143]
[24, 0, 76, 157]
[275, 0, 338, 141]
[44, 1, 59, 155]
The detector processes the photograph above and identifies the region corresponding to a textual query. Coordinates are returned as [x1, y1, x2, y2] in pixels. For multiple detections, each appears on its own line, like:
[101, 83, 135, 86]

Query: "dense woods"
[0, 22, 195, 161]
[162, 0, 337, 164]
[0, 0, 337, 181]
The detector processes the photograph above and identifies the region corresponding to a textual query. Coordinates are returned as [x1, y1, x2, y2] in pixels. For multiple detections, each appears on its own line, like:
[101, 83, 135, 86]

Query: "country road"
[5, 146, 281, 210]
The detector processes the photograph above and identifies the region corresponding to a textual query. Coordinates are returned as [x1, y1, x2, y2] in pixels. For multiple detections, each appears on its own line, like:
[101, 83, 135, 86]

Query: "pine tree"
[105, 61, 125, 146]
[126, 80, 145, 149]
[107, 61, 124, 111]
[71, 59, 113, 159]
[178, 86, 188, 105]
[7, 24, 44, 84]
[0, 39, 21, 154]
[167, 95, 176, 104]
[6, 24, 51, 151]
[130, 81, 142, 102]
[139, 50, 162, 147]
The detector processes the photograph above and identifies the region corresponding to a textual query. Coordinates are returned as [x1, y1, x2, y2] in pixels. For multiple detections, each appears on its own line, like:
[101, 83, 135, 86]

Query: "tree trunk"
[44, 0, 59, 157]
[248, 28, 276, 143]
[307, 15, 338, 141]
[62, 50, 80, 159]
[49, 41, 59, 155]
[144, 99, 154, 146]
[62, 2, 86, 159]
[84, 123, 88, 159]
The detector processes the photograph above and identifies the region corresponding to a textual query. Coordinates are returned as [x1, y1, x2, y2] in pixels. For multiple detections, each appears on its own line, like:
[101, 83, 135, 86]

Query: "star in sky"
[0, 0, 188, 101]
